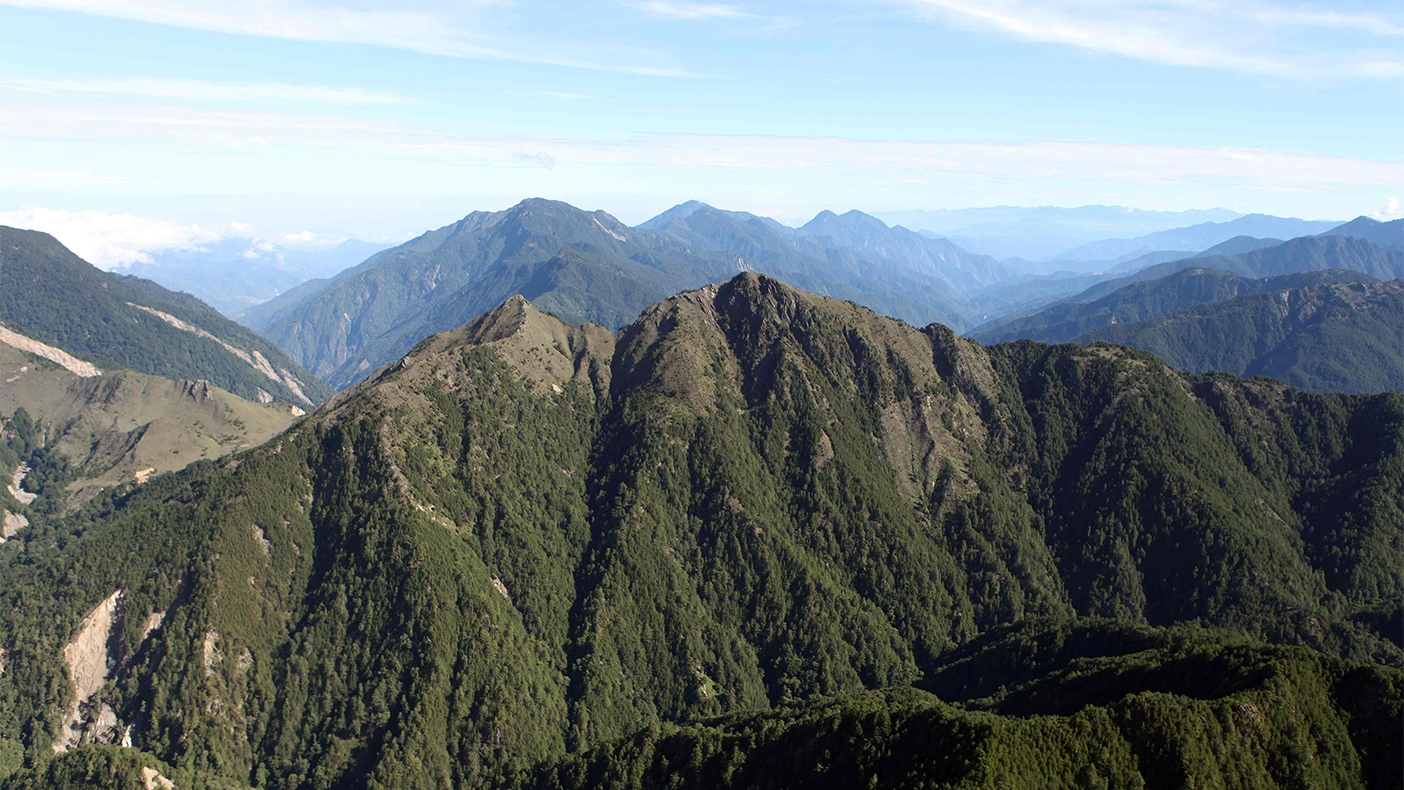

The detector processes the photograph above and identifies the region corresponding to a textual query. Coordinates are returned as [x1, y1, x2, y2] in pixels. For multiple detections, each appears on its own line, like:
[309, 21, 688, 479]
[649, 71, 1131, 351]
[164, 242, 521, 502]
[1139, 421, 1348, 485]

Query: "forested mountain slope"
[975, 236, 1403, 343]
[0, 274, 1398, 788]
[1321, 216, 1404, 250]
[973, 268, 1375, 346]
[0, 227, 330, 407]
[254, 199, 1001, 390]
[1076, 279, 1404, 394]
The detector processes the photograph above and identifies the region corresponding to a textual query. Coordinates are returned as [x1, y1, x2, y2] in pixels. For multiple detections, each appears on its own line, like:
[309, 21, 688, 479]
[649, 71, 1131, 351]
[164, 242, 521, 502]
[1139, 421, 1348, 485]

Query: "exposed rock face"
[56, 590, 123, 752]
[142, 766, 175, 790]
[7, 465, 36, 505]
[1, 509, 26, 541]
[0, 322, 102, 377]
[126, 303, 314, 406]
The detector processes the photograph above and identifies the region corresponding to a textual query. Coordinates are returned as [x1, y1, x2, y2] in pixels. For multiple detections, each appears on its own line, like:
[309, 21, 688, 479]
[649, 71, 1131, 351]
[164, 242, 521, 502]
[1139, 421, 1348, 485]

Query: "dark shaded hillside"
[1077, 279, 1404, 394]
[0, 274, 1398, 788]
[0, 227, 330, 406]
[9, 621, 1400, 790]
[519, 622, 1402, 790]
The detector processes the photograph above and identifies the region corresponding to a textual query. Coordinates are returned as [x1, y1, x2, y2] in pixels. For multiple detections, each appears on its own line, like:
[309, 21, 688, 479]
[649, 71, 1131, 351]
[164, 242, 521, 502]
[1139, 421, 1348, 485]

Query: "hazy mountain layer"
[1077, 279, 1404, 394]
[975, 236, 1404, 343]
[255, 199, 999, 390]
[0, 273, 1397, 789]
[1050, 214, 1340, 264]
[974, 268, 1375, 346]
[1320, 216, 1404, 250]
[0, 227, 331, 407]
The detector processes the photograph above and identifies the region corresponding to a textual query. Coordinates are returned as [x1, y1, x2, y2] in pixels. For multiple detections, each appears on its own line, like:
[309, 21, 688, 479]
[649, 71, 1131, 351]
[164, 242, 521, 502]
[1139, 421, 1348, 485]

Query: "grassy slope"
[0, 343, 298, 502]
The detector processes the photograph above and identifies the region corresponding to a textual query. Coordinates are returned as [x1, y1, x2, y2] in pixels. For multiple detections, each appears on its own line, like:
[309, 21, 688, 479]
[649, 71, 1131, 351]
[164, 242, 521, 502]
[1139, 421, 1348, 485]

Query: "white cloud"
[0, 0, 706, 76]
[1378, 196, 1401, 220]
[0, 207, 241, 268]
[513, 151, 557, 169]
[632, 1, 753, 20]
[894, 0, 1404, 78]
[6, 77, 415, 105]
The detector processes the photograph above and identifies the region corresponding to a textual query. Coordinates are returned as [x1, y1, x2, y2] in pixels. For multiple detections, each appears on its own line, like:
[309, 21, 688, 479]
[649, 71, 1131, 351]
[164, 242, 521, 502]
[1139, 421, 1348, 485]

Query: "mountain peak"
[388, 292, 615, 399]
[637, 200, 714, 229]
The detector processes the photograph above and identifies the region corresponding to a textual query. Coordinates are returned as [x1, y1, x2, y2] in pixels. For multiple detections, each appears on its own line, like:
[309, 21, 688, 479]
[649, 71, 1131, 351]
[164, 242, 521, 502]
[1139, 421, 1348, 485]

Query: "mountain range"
[1078, 278, 1404, 394]
[975, 236, 1404, 344]
[1, 227, 332, 407]
[0, 273, 1398, 788]
[1043, 214, 1341, 266]
[247, 198, 1006, 390]
[874, 205, 1243, 260]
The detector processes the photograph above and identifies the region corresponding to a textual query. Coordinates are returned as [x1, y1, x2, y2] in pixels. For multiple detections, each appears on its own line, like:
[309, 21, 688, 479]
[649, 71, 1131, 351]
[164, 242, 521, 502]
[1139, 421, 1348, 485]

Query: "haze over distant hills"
[127, 238, 392, 316]
[874, 205, 1243, 260]
[1045, 214, 1343, 265]
[1320, 216, 1404, 249]
[215, 200, 1398, 394]
[975, 235, 1403, 345]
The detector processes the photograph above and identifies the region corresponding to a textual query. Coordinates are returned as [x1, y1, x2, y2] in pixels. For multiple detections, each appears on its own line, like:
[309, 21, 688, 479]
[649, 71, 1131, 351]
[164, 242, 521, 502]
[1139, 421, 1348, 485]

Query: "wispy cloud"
[10, 102, 1397, 192]
[894, 0, 1404, 78]
[0, 0, 707, 76]
[6, 77, 415, 105]
[0, 167, 132, 188]
[541, 91, 593, 100]
[632, 1, 754, 20]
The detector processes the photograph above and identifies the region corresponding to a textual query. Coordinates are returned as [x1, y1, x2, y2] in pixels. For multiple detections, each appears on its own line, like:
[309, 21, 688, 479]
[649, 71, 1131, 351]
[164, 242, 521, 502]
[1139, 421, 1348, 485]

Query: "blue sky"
[1, 0, 1401, 262]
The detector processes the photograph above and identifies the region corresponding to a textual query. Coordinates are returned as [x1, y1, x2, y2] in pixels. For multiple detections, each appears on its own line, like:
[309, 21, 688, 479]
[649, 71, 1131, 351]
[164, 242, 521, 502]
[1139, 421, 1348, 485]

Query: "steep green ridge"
[973, 268, 1376, 345]
[1076, 279, 1404, 394]
[254, 199, 999, 390]
[0, 274, 1398, 788]
[974, 236, 1402, 343]
[0, 227, 331, 406]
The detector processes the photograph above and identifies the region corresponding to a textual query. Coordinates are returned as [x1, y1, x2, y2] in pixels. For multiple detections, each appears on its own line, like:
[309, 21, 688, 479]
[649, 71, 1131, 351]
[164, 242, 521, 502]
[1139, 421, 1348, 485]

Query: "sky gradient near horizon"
[2, 0, 1401, 260]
